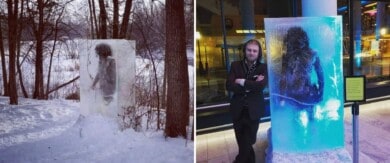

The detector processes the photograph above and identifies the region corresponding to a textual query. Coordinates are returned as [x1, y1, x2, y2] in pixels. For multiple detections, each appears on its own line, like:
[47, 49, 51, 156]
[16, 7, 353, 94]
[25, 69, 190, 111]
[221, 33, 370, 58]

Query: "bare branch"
[46, 76, 80, 96]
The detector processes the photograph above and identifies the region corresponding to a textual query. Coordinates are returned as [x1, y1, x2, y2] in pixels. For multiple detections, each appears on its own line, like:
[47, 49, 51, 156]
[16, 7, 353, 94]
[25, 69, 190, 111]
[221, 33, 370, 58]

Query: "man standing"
[226, 39, 267, 163]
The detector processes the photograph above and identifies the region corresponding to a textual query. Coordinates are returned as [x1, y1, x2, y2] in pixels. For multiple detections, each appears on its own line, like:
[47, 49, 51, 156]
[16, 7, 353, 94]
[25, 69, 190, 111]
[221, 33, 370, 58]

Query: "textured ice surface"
[79, 40, 135, 118]
[264, 17, 344, 152]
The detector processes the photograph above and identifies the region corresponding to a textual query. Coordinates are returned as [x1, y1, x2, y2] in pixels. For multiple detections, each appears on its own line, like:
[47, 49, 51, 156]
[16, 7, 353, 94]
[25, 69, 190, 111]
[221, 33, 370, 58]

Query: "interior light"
[365, 2, 377, 8]
[380, 28, 387, 36]
[196, 31, 201, 40]
[235, 29, 265, 34]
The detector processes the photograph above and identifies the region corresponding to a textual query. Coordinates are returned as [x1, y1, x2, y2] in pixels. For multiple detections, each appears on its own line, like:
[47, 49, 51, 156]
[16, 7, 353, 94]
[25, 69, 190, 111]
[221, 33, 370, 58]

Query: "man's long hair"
[95, 43, 112, 58]
[280, 27, 314, 93]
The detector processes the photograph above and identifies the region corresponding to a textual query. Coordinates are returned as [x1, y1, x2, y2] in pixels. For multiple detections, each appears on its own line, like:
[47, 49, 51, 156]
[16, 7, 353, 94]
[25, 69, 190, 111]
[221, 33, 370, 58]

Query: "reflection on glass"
[196, 1, 390, 108]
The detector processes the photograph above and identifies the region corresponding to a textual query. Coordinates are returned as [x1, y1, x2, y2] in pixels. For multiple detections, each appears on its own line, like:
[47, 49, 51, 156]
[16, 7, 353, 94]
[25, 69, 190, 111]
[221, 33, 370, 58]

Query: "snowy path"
[0, 97, 79, 149]
[0, 97, 193, 163]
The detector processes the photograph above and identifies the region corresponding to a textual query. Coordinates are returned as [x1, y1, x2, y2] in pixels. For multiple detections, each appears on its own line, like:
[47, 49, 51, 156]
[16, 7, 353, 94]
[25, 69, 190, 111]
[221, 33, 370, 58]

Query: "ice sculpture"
[80, 40, 136, 118]
[265, 17, 344, 152]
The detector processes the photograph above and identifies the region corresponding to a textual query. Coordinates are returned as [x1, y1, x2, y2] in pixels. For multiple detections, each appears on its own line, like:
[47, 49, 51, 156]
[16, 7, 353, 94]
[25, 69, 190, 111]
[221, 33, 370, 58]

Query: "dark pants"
[233, 109, 259, 163]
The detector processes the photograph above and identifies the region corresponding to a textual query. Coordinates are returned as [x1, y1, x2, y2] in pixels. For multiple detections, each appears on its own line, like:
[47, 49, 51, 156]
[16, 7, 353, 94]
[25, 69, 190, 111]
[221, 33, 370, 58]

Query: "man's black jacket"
[226, 60, 268, 121]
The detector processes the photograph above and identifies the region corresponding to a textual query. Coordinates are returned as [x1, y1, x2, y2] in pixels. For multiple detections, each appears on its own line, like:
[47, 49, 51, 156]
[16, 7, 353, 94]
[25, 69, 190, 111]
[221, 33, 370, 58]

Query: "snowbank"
[0, 97, 193, 163]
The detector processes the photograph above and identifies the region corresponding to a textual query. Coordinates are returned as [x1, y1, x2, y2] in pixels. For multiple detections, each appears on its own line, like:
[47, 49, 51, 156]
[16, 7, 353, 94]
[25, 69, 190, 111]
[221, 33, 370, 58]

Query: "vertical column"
[302, 0, 336, 16]
[302, 0, 362, 71]
[375, 3, 386, 76]
[267, 0, 294, 17]
[354, 1, 362, 70]
[239, 0, 255, 40]
[376, 2, 386, 40]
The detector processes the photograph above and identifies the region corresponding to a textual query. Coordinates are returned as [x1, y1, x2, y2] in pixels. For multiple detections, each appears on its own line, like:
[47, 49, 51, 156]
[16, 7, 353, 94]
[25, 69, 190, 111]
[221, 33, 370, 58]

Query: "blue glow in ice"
[265, 17, 344, 152]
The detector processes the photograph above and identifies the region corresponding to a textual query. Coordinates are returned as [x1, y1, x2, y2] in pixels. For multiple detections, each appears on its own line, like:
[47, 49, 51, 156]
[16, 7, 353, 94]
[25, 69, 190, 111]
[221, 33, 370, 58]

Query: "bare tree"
[7, 0, 19, 104]
[87, 0, 97, 38]
[0, 20, 8, 96]
[45, 2, 68, 99]
[16, 44, 29, 98]
[132, 1, 166, 129]
[16, 0, 28, 98]
[88, 0, 100, 38]
[29, 0, 45, 99]
[92, 0, 99, 38]
[165, 0, 189, 137]
[112, 0, 119, 38]
[0, 0, 84, 101]
[98, 0, 108, 39]
[86, 0, 133, 39]
[21, 0, 76, 99]
[119, 0, 133, 39]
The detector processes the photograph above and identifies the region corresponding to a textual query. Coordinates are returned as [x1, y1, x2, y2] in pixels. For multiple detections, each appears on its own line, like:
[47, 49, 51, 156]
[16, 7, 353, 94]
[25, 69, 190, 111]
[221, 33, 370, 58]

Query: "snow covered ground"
[0, 97, 193, 163]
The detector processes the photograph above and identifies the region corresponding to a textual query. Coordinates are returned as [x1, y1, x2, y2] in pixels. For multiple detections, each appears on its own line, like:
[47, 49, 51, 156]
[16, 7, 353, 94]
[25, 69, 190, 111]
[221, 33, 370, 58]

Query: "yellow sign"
[345, 76, 365, 102]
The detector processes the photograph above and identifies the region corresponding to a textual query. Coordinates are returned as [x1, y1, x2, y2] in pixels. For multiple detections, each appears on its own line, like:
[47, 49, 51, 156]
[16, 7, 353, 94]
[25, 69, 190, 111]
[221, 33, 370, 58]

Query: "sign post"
[344, 76, 366, 163]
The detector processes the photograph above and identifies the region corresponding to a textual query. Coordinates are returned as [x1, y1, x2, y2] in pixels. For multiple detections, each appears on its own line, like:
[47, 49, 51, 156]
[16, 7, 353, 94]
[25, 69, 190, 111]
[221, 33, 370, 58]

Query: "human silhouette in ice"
[91, 43, 116, 105]
[279, 27, 324, 119]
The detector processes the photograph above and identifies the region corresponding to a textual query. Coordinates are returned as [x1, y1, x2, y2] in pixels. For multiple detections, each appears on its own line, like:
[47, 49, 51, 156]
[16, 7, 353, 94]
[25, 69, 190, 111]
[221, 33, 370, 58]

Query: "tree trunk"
[119, 0, 133, 39]
[16, 33, 28, 98]
[165, 0, 189, 138]
[161, 65, 167, 120]
[16, 0, 28, 98]
[91, 0, 99, 38]
[98, 0, 107, 39]
[33, 0, 45, 99]
[112, 0, 119, 38]
[46, 6, 64, 99]
[45, 43, 55, 99]
[16, 50, 28, 98]
[7, 0, 19, 105]
[0, 20, 8, 96]
[87, 0, 95, 38]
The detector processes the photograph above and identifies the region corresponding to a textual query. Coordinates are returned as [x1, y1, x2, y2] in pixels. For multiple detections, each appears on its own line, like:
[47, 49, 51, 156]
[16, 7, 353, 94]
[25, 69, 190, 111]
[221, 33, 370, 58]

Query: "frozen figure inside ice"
[279, 27, 324, 124]
[91, 43, 117, 105]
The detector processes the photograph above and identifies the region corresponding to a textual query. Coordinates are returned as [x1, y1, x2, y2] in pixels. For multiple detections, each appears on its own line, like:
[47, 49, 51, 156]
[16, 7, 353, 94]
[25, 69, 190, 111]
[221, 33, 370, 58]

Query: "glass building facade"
[196, 0, 390, 108]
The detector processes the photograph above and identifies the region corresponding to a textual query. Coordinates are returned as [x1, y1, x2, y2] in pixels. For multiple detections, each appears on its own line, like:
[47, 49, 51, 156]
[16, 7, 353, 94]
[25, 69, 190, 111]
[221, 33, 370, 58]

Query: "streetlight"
[196, 31, 204, 75]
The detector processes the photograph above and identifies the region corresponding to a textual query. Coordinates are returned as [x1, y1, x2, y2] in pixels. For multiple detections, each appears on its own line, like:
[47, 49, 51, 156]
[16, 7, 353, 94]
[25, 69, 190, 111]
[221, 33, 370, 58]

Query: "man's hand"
[256, 75, 264, 82]
[235, 78, 245, 86]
